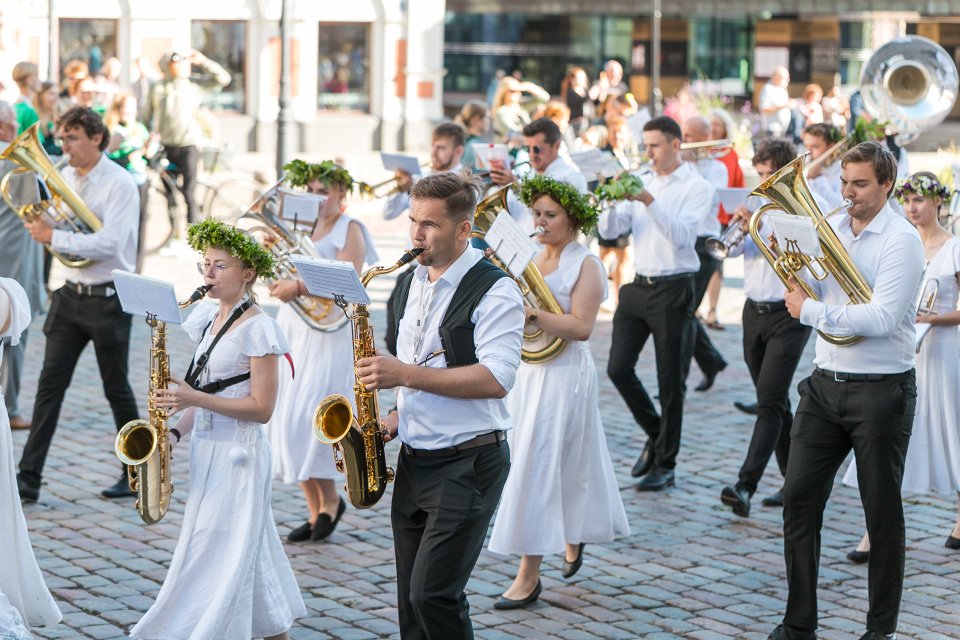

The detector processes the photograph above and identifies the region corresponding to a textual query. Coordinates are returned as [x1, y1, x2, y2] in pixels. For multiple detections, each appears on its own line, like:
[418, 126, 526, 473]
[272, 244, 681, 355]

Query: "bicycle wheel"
[143, 173, 179, 253]
[203, 178, 261, 222]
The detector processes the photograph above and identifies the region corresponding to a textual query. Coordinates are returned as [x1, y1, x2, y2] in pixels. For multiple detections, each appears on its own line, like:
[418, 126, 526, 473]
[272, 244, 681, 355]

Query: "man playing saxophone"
[767, 141, 924, 640]
[355, 171, 524, 639]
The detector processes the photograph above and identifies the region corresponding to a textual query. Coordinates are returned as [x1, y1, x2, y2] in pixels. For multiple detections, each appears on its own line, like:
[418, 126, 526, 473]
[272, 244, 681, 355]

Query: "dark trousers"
[781, 368, 915, 638]
[737, 302, 811, 493]
[392, 441, 510, 639]
[607, 276, 695, 470]
[18, 287, 139, 484]
[691, 237, 726, 375]
[163, 144, 199, 224]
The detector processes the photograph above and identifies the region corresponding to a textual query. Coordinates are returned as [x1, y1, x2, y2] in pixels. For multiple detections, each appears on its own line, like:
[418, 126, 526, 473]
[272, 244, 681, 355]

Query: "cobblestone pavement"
[12, 203, 960, 640]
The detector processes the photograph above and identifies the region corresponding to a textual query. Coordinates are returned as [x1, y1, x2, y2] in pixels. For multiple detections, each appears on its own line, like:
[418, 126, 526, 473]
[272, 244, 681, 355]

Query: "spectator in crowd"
[60, 59, 88, 99]
[561, 67, 593, 135]
[534, 100, 575, 154]
[70, 76, 98, 112]
[573, 124, 608, 153]
[822, 85, 850, 132]
[11, 61, 39, 134]
[491, 76, 550, 143]
[799, 83, 824, 126]
[599, 92, 638, 127]
[455, 100, 492, 172]
[132, 55, 162, 124]
[34, 81, 63, 156]
[486, 69, 506, 107]
[590, 59, 629, 110]
[759, 65, 792, 137]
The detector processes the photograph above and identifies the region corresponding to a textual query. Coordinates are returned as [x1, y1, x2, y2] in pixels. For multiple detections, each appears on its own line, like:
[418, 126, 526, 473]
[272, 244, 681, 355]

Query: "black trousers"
[737, 302, 811, 493]
[607, 276, 695, 470]
[18, 287, 139, 484]
[163, 144, 199, 224]
[691, 237, 726, 375]
[781, 368, 916, 638]
[392, 440, 510, 640]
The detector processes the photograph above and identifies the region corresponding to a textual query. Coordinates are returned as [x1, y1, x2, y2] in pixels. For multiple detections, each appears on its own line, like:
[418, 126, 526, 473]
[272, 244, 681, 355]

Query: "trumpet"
[705, 223, 746, 260]
[680, 139, 732, 160]
[915, 278, 939, 353]
[357, 162, 431, 200]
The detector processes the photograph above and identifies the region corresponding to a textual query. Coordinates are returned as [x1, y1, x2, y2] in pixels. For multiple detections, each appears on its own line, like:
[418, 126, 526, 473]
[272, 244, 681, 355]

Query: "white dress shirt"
[50, 153, 140, 284]
[799, 202, 924, 373]
[382, 163, 463, 221]
[692, 158, 726, 237]
[728, 197, 786, 302]
[396, 246, 525, 449]
[598, 161, 711, 277]
[507, 156, 588, 235]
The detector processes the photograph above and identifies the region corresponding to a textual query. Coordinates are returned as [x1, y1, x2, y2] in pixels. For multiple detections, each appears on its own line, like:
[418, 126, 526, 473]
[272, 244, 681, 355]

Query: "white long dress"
[843, 235, 960, 494]
[489, 242, 629, 556]
[266, 214, 378, 483]
[130, 302, 306, 640]
[0, 278, 61, 635]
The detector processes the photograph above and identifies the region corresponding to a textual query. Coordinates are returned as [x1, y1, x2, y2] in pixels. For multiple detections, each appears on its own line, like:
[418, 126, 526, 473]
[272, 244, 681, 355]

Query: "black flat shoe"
[695, 361, 727, 392]
[767, 625, 787, 640]
[847, 549, 869, 564]
[762, 488, 785, 507]
[734, 401, 758, 415]
[636, 466, 674, 491]
[493, 579, 542, 610]
[287, 521, 313, 543]
[312, 496, 347, 541]
[630, 440, 655, 478]
[720, 484, 751, 518]
[858, 632, 895, 639]
[945, 535, 960, 549]
[101, 476, 136, 499]
[562, 543, 585, 578]
[16, 474, 39, 503]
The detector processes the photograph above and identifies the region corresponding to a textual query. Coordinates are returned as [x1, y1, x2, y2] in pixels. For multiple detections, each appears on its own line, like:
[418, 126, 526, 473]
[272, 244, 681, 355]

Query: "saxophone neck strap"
[184, 299, 253, 389]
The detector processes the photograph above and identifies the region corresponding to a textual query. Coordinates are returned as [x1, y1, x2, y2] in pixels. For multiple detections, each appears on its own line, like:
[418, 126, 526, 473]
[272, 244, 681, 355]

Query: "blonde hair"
[12, 61, 37, 88]
[104, 91, 135, 131]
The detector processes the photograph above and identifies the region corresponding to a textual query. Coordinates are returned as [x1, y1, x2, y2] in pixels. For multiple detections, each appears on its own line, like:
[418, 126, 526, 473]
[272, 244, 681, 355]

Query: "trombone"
[356, 162, 431, 200]
[680, 139, 732, 160]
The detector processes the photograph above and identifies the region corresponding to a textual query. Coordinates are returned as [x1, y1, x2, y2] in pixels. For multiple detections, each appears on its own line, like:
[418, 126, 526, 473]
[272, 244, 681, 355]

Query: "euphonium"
[748, 155, 871, 346]
[114, 285, 211, 524]
[0, 123, 102, 268]
[471, 185, 567, 363]
[313, 249, 424, 509]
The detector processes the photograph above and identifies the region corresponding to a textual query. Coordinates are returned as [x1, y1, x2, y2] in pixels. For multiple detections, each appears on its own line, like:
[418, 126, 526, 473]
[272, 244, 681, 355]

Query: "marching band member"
[599, 115, 712, 491]
[0, 277, 61, 634]
[131, 219, 304, 640]
[719, 140, 812, 518]
[842, 172, 960, 560]
[768, 142, 924, 640]
[488, 175, 628, 609]
[357, 172, 524, 639]
[266, 161, 378, 543]
[383, 122, 466, 221]
[681, 115, 728, 392]
[803, 123, 845, 212]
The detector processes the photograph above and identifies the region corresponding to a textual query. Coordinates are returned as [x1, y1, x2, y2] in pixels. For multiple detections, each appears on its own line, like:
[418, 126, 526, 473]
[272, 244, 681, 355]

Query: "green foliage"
[517, 174, 600, 234]
[283, 159, 354, 192]
[594, 172, 645, 203]
[187, 218, 276, 279]
[851, 116, 888, 144]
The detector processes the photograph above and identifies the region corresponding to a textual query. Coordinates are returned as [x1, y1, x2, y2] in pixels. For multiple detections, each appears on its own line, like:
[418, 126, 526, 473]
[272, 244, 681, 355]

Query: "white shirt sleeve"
[383, 191, 411, 221]
[50, 175, 139, 261]
[646, 180, 710, 249]
[470, 277, 524, 393]
[597, 200, 633, 239]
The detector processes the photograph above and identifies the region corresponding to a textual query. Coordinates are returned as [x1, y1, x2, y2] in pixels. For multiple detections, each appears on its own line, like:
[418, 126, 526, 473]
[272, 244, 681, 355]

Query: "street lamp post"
[48, 0, 56, 80]
[650, 0, 662, 115]
[276, 0, 294, 178]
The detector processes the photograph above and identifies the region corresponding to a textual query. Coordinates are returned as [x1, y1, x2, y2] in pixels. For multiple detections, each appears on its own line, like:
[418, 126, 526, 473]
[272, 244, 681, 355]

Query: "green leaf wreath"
[282, 159, 354, 192]
[187, 218, 276, 279]
[517, 174, 600, 233]
[594, 172, 645, 204]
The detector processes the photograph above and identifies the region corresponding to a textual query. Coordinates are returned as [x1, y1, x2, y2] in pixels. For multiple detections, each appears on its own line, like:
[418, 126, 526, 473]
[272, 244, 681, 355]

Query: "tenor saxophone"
[313, 248, 423, 509]
[114, 285, 211, 524]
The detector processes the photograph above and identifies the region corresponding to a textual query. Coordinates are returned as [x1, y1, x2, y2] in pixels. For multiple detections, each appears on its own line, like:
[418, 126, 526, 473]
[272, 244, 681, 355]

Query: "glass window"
[191, 21, 246, 112]
[689, 18, 753, 94]
[59, 19, 117, 81]
[318, 23, 370, 112]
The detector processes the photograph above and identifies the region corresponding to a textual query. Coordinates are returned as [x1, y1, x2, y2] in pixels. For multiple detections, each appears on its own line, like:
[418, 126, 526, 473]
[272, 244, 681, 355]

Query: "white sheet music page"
[287, 255, 370, 305]
[485, 210, 539, 275]
[111, 270, 183, 324]
[766, 212, 823, 258]
[381, 153, 423, 176]
[279, 190, 322, 225]
[717, 187, 753, 211]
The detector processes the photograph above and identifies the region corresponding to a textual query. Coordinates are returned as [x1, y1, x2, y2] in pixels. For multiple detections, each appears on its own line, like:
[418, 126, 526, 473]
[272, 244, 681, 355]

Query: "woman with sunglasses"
[488, 175, 629, 609]
[131, 219, 305, 640]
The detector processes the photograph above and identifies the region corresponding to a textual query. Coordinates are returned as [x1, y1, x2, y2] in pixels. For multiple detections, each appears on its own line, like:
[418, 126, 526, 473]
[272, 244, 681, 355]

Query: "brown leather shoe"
[9, 416, 31, 430]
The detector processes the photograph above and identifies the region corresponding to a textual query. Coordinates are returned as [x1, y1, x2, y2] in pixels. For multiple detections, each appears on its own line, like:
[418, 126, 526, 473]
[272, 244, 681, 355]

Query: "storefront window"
[59, 19, 117, 81]
[192, 20, 246, 112]
[318, 23, 370, 112]
[690, 18, 753, 95]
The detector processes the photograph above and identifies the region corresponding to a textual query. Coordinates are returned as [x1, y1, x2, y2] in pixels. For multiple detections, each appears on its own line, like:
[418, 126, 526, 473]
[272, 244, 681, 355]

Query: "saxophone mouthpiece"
[180, 285, 212, 308]
[401, 248, 425, 265]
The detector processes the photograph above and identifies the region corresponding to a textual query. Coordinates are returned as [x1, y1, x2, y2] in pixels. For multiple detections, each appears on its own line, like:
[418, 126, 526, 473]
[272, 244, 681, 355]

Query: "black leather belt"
[64, 281, 116, 297]
[815, 367, 910, 383]
[633, 272, 695, 286]
[747, 299, 787, 314]
[402, 430, 507, 458]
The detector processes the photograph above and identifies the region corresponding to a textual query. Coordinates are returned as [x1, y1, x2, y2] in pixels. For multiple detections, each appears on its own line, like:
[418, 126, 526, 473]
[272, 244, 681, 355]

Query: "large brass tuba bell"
[0, 123, 103, 268]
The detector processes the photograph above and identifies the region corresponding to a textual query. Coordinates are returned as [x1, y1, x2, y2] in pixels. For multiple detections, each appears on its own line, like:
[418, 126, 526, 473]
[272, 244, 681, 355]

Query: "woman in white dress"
[130, 219, 306, 640]
[0, 277, 62, 636]
[266, 160, 378, 542]
[843, 172, 960, 561]
[488, 175, 629, 609]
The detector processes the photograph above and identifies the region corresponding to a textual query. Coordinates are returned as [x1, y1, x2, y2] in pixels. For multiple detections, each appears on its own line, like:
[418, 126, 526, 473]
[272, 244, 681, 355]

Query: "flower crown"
[187, 218, 275, 279]
[893, 174, 952, 205]
[283, 159, 354, 192]
[517, 174, 600, 233]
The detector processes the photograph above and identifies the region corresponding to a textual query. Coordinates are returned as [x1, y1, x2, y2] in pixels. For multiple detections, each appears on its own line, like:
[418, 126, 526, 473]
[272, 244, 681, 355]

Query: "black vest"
[393, 257, 510, 367]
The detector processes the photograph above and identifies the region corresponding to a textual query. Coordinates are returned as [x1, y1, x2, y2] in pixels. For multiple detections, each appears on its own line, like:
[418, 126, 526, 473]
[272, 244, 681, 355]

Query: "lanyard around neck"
[184, 299, 252, 389]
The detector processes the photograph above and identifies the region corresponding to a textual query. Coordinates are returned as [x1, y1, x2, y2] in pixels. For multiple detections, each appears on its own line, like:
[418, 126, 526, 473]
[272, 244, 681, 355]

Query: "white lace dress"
[130, 302, 306, 639]
[0, 278, 61, 635]
[266, 214, 378, 483]
[843, 235, 960, 494]
[489, 242, 630, 556]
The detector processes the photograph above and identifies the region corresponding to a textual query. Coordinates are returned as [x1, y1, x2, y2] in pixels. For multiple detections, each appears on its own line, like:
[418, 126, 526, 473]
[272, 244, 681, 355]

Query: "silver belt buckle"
[833, 371, 846, 383]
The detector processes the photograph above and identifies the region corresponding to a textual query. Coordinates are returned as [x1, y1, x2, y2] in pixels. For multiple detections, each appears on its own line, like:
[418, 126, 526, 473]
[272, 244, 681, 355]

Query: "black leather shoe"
[695, 360, 727, 392]
[311, 496, 347, 541]
[734, 401, 759, 415]
[16, 474, 39, 503]
[101, 476, 136, 499]
[762, 488, 785, 507]
[858, 632, 895, 639]
[493, 579, 542, 610]
[636, 466, 674, 491]
[561, 543, 585, 578]
[767, 625, 787, 640]
[946, 535, 960, 549]
[287, 521, 312, 543]
[720, 484, 751, 517]
[630, 440, 655, 478]
[847, 549, 869, 564]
